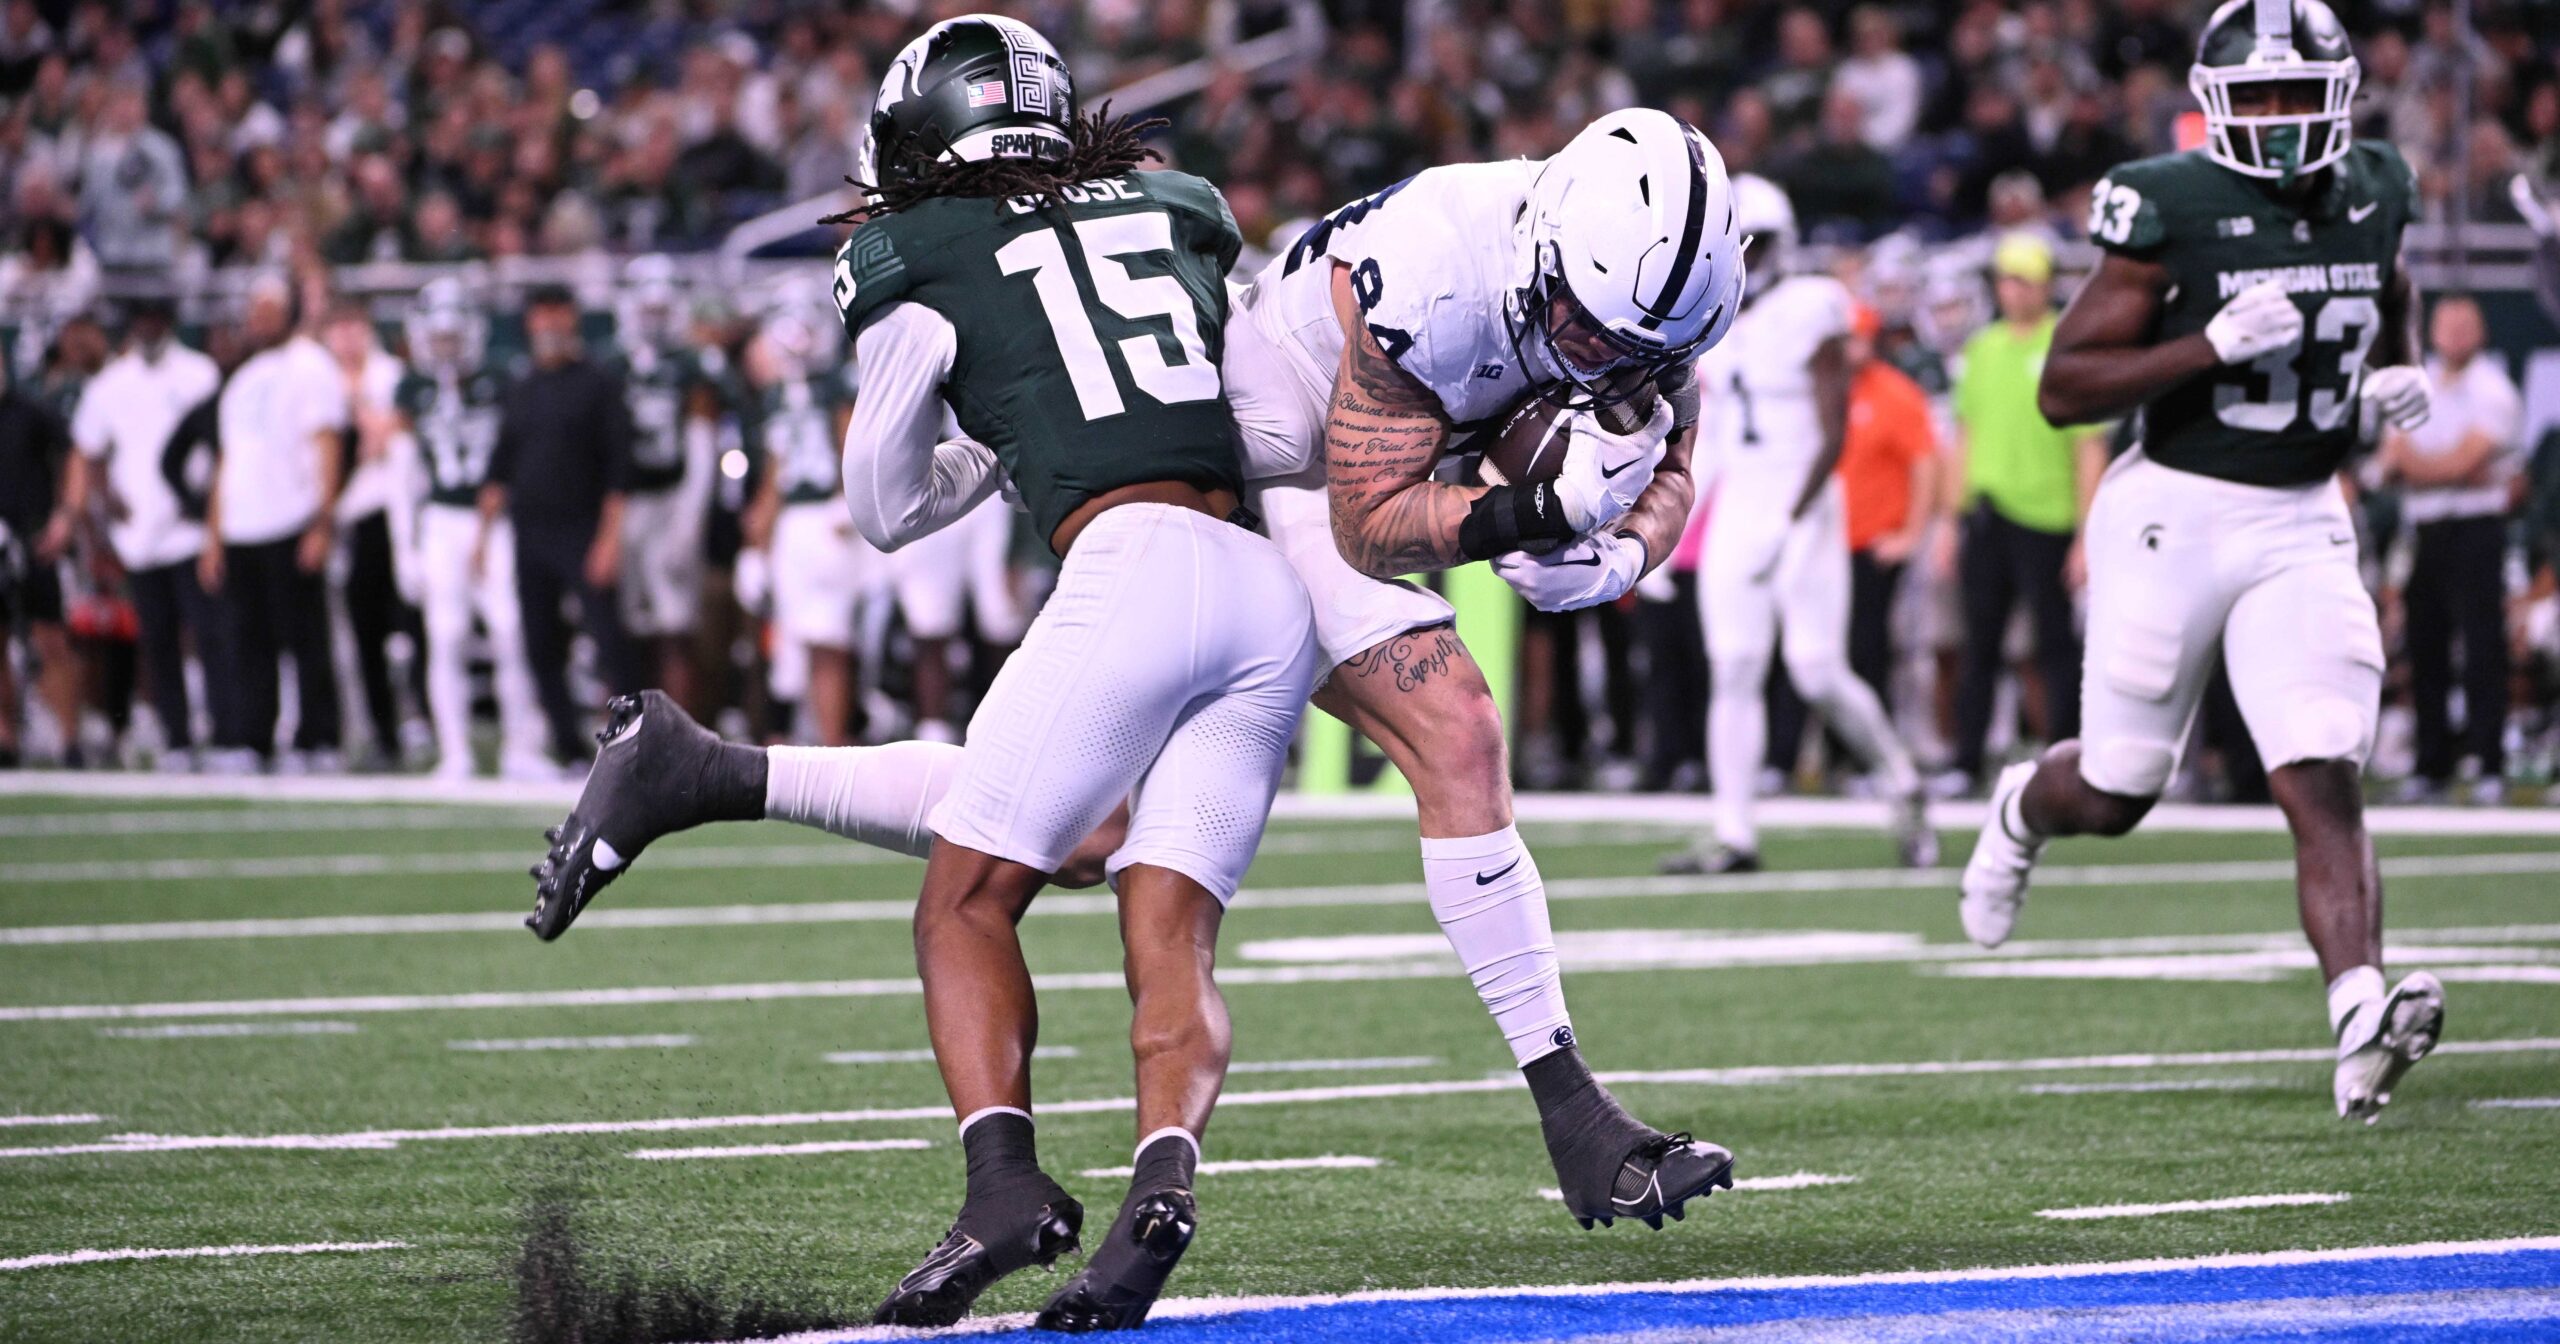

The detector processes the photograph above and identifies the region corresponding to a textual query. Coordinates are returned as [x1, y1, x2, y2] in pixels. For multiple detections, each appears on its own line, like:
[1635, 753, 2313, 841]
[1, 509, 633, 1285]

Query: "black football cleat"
[527, 690, 757, 941]
[873, 1192, 1084, 1328]
[1659, 842, 1761, 876]
[1033, 1187, 1197, 1332]
[1534, 1049, 1734, 1231]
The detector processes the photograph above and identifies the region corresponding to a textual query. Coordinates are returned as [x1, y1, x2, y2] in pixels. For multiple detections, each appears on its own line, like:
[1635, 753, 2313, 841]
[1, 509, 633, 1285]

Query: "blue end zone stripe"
[1129, 1249, 2560, 1342]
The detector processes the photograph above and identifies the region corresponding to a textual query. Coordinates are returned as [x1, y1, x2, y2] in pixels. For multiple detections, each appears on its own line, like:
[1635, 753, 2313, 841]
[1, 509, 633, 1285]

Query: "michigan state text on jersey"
[1961, 0, 2445, 1130]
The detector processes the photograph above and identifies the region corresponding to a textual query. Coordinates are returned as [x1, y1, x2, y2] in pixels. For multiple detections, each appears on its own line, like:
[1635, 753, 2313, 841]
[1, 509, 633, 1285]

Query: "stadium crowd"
[1, 0, 2556, 801]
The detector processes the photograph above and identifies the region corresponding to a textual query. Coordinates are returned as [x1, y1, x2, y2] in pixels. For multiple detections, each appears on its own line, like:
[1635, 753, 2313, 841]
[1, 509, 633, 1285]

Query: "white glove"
[2361, 364, 2431, 431]
[1551, 398, 1674, 535]
[734, 546, 772, 615]
[2203, 280, 2304, 365]
[1492, 531, 1645, 612]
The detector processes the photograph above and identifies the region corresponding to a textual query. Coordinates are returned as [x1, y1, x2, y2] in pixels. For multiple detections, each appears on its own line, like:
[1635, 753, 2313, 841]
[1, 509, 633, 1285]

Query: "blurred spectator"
[1759, 6, 1834, 144]
[1942, 233, 2102, 787]
[487, 285, 640, 763]
[1832, 5, 1921, 153]
[1782, 89, 1899, 238]
[323, 301, 417, 767]
[62, 297, 224, 767]
[0, 352, 76, 766]
[76, 77, 185, 270]
[206, 276, 347, 770]
[2378, 296, 2524, 802]
[1839, 305, 1940, 707]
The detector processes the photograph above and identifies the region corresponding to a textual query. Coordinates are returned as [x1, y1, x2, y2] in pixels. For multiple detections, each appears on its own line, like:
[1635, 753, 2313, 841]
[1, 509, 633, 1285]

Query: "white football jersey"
[1232, 160, 1550, 477]
[1697, 274, 1854, 481]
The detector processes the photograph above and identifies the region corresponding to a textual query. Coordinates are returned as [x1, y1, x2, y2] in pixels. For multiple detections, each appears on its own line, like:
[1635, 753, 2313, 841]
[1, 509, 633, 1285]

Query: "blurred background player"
[612, 254, 727, 716]
[1961, 0, 2445, 1123]
[397, 277, 545, 781]
[204, 274, 345, 771]
[888, 490, 1022, 744]
[58, 297, 223, 771]
[1668, 174, 1932, 875]
[740, 295, 862, 746]
[485, 284, 640, 766]
[322, 299, 420, 769]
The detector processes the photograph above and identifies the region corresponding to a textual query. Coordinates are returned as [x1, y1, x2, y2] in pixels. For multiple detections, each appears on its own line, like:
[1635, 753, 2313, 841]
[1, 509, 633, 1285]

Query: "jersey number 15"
[996, 212, 1220, 421]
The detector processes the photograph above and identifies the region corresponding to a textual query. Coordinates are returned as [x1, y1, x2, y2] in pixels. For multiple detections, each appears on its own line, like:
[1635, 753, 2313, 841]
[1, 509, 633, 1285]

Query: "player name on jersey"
[2215, 262, 2385, 300]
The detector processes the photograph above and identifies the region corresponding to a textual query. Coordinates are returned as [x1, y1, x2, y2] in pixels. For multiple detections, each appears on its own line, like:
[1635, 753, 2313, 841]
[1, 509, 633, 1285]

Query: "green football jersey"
[614, 344, 732, 493]
[395, 368, 506, 507]
[831, 169, 1244, 546]
[759, 370, 850, 507]
[2088, 142, 2416, 487]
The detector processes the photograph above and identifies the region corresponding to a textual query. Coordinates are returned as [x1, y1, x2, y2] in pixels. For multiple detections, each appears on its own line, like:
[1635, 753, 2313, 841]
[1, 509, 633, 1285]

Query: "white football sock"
[765, 741, 962, 859]
[1420, 825, 1573, 1067]
[1708, 653, 1769, 852]
[2327, 964, 2387, 1039]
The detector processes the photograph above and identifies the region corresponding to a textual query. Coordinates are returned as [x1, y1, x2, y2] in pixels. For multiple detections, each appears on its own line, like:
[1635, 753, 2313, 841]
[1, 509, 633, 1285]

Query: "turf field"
[1, 785, 2556, 1342]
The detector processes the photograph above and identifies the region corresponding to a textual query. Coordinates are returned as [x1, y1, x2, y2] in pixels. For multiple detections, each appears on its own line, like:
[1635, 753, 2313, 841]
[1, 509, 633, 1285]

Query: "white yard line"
[1537, 1171, 1857, 1201]
[5, 1037, 2554, 1162]
[2475, 1098, 2560, 1110]
[827, 1046, 1077, 1065]
[12, 855, 2559, 944]
[1078, 1155, 1380, 1179]
[0, 1114, 102, 1127]
[626, 1138, 930, 1160]
[14, 921, 2556, 1021]
[0, 1239, 407, 1272]
[1228, 1056, 1442, 1074]
[17, 771, 2560, 835]
[2037, 1192, 2351, 1221]
[97, 1021, 359, 1039]
[2021, 1077, 2274, 1096]
[2435, 966, 2560, 985]
[0, 808, 549, 837]
[446, 1035, 694, 1052]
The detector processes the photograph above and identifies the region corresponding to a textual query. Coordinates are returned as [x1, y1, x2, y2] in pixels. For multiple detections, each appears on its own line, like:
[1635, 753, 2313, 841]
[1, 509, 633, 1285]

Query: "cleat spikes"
[1576, 1217, 1594, 1230]
[1668, 1203, 1686, 1221]
[1642, 1214, 1663, 1230]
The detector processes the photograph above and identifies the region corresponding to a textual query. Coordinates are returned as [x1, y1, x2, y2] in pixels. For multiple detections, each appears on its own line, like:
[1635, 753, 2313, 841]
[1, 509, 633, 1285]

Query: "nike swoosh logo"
[1475, 857, 1523, 885]
[2349, 202, 2378, 223]
[1559, 554, 1603, 567]
[1599, 457, 1637, 479]
[2328, 532, 2353, 545]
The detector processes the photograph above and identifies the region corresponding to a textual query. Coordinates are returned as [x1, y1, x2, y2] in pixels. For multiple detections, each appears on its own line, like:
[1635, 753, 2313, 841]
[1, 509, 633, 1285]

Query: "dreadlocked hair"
[819, 106, 1167, 225]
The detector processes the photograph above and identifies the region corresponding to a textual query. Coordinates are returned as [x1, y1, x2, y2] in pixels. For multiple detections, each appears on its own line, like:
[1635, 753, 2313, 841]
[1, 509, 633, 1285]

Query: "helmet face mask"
[2191, 0, 2358, 183]
[407, 277, 483, 374]
[1513, 110, 1743, 410]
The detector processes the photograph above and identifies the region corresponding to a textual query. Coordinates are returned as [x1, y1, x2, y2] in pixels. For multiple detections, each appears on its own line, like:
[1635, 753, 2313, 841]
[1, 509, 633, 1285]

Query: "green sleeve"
[2367, 140, 2421, 231]
[1146, 171, 1244, 276]
[832, 220, 916, 341]
[2087, 161, 2170, 260]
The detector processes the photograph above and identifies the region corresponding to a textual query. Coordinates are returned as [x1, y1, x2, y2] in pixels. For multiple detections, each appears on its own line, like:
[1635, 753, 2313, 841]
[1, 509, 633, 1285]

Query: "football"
[1478, 377, 1659, 487]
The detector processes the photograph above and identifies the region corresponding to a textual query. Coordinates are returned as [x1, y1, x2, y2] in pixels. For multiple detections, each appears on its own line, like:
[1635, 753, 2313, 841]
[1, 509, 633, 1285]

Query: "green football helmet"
[2189, 0, 2359, 183]
[859, 15, 1076, 190]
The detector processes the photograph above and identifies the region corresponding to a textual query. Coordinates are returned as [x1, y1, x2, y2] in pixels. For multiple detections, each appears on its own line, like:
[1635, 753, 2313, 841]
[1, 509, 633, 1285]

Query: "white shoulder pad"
[1328, 161, 1542, 425]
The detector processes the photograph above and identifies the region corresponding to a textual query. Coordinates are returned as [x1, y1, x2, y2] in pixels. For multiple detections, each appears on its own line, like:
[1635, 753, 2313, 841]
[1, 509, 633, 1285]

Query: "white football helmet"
[405, 275, 483, 374]
[1730, 174, 1797, 300]
[1513, 108, 1744, 408]
[616, 254, 685, 353]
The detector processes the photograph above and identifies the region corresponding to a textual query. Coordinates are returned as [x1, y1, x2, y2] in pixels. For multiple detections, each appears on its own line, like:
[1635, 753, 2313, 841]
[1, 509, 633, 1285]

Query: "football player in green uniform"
[611, 254, 732, 713]
[529, 14, 1320, 1330]
[396, 278, 548, 781]
[1959, 0, 2443, 1123]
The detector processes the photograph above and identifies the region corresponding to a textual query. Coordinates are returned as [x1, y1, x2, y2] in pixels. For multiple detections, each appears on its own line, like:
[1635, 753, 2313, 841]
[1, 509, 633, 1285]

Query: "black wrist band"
[1459, 482, 1576, 561]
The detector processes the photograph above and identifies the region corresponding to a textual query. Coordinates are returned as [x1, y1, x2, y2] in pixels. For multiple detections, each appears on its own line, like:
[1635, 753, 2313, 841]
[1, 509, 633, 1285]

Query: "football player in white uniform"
[532, 106, 1743, 1232]
[1667, 176, 1931, 875]
[612, 255, 728, 714]
[740, 299, 869, 745]
[395, 279, 547, 780]
[887, 493, 1020, 744]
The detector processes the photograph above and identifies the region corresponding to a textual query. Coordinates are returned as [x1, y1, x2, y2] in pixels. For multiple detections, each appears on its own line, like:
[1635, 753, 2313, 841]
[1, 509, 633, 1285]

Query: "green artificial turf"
[0, 797, 2554, 1342]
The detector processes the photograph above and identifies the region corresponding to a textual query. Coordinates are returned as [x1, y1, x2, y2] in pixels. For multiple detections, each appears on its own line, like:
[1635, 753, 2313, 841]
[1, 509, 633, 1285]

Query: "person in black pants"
[204, 279, 347, 767]
[1951, 500, 2082, 781]
[0, 368, 79, 765]
[483, 285, 640, 763]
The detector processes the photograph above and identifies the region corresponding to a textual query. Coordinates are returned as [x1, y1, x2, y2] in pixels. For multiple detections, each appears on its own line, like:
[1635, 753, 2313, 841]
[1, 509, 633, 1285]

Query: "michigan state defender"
[529, 15, 1318, 1331]
[1960, 0, 2442, 1122]
[396, 278, 546, 780]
